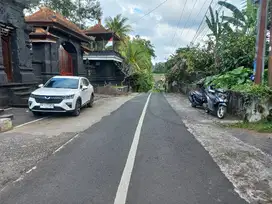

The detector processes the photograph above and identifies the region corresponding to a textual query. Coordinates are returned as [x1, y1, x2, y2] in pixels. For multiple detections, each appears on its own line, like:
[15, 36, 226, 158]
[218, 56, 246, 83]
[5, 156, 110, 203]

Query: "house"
[83, 20, 126, 86]
[0, 4, 126, 107]
[0, 0, 36, 107]
[25, 7, 93, 84]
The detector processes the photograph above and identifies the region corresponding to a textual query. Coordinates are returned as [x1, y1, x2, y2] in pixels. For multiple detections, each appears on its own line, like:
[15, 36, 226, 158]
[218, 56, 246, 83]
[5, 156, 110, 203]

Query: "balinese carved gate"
[59, 45, 73, 76]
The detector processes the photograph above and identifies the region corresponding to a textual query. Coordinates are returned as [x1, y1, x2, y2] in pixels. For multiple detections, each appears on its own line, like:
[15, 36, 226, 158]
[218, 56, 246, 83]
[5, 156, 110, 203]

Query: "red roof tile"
[30, 27, 57, 37]
[84, 19, 112, 34]
[25, 7, 89, 41]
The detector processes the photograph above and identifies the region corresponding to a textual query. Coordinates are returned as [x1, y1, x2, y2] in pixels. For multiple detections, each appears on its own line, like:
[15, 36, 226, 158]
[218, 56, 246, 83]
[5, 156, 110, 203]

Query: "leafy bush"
[204, 67, 272, 98]
[205, 67, 252, 89]
[130, 71, 154, 92]
[231, 84, 272, 98]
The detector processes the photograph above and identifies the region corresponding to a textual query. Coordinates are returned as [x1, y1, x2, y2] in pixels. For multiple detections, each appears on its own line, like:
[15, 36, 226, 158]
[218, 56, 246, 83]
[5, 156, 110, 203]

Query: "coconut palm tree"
[105, 14, 132, 40]
[119, 40, 151, 73]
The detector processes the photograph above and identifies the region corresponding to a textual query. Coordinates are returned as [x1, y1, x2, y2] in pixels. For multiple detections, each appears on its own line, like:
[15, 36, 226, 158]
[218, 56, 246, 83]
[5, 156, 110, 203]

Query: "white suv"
[28, 76, 94, 116]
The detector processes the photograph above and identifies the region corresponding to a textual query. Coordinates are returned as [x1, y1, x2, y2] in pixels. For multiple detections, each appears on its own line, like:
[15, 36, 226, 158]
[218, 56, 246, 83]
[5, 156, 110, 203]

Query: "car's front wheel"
[72, 99, 81, 116]
[87, 94, 94, 108]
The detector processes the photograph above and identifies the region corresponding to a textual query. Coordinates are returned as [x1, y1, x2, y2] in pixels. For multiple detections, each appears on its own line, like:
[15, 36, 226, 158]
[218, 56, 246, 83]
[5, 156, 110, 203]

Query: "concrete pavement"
[0, 93, 247, 204]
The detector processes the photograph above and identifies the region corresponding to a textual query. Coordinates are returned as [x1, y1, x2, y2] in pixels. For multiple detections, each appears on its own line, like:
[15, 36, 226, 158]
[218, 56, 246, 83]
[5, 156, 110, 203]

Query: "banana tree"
[205, 6, 225, 71]
[218, 0, 257, 35]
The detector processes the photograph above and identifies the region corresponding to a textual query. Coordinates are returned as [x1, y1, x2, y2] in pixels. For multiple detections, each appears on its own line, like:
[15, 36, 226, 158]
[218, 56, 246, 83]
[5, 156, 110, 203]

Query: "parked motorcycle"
[188, 83, 207, 108]
[203, 86, 228, 119]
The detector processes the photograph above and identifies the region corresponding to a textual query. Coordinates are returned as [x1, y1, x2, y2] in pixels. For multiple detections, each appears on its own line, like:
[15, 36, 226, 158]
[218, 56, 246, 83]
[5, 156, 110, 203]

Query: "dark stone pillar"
[50, 43, 58, 73]
[75, 44, 84, 76]
[11, 28, 36, 83]
[0, 36, 8, 84]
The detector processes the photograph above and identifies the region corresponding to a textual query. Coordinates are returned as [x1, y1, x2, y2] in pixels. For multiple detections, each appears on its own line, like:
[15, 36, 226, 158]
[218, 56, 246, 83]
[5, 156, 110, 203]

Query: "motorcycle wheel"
[191, 103, 196, 108]
[217, 105, 226, 119]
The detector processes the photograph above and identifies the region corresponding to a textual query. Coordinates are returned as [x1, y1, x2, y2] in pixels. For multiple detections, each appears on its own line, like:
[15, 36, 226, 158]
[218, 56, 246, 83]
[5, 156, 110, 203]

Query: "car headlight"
[64, 94, 75, 99]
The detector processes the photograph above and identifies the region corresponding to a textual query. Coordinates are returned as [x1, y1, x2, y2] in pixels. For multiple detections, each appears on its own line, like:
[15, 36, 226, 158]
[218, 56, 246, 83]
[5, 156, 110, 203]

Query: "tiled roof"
[25, 7, 89, 41]
[29, 27, 59, 43]
[84, 19, 112, 34]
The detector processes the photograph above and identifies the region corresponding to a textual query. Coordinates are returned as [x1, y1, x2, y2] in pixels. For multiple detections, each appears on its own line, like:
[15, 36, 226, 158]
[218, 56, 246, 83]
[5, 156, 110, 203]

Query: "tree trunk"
[268, 1, 272, 87]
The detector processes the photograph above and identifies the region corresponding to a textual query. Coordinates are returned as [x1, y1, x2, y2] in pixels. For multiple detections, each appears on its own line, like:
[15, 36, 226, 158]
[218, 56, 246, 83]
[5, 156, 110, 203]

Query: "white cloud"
[99, 0, 242, 62]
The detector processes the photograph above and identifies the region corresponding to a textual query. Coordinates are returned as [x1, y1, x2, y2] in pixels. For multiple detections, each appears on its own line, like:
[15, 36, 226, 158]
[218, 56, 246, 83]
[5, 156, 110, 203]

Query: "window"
[82, 78, 90, 86]
[44, 78, 79, 89]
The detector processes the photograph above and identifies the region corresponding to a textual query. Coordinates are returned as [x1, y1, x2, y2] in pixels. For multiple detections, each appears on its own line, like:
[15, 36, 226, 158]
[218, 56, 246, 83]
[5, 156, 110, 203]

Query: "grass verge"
[228, 120, 272, 133]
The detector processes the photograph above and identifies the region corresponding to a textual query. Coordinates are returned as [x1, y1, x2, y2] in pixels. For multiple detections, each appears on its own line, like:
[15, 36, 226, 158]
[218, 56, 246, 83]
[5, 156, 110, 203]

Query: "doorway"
[1, 34, 13, 81]
[59, 45, 74, 76]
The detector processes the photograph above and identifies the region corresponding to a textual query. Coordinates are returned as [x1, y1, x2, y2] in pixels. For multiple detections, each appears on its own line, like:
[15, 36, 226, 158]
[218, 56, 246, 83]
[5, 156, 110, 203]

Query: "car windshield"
[44, 78, 79, 89]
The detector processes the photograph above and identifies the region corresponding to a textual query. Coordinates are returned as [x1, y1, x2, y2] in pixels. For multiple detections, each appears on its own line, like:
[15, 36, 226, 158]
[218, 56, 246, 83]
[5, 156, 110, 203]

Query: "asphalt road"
[0, 93, 247, 204]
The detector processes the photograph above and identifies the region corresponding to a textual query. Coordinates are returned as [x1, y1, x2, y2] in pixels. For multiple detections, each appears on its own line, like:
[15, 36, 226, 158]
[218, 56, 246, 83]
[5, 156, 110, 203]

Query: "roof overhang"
[83, 54, 123, 63]
[85, 32, 120, 41]
[26, 21, 91, 43]
[81, 45, 91, 52]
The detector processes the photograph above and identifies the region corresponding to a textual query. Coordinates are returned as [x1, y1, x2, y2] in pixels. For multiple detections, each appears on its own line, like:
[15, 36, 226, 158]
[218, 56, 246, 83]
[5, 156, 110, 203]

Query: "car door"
[80, 79, 88, 105]
[83, 78, 92, 101]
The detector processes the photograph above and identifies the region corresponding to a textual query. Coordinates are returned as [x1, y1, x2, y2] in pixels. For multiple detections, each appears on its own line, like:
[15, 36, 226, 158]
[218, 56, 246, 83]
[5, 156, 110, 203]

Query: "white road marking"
[14, 117, 48, 129]
[26, 166, 37, 174]
[114, 93, 151, 204]
[13, 176, 24, 183]
[53, 133, 80, 154]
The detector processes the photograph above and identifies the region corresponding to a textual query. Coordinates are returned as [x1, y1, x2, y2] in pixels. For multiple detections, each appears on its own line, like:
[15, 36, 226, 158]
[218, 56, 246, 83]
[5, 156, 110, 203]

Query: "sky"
[98, 0, 243, 63]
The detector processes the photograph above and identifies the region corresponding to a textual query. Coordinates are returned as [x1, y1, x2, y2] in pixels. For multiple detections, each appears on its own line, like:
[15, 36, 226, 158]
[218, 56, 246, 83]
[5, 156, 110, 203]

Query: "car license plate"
[40, 104, 54, 109]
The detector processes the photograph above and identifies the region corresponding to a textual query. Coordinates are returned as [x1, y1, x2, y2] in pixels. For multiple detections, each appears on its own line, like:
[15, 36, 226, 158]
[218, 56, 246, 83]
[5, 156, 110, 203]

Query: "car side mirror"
[82, 85, 88, 90]
[38, 84, 44, 88]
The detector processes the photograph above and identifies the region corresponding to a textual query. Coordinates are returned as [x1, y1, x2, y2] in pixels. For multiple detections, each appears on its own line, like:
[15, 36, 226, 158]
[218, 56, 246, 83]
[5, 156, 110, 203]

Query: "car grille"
[34, 96, 64, 104]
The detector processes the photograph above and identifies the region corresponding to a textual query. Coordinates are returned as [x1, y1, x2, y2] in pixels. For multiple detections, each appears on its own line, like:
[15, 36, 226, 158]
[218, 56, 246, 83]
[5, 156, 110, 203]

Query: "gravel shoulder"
[165, 93, 272, 204]
[0, 94, 137, 191]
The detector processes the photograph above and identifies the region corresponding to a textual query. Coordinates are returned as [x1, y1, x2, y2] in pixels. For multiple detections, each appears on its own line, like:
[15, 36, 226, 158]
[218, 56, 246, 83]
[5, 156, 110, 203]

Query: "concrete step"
[11, 96, 29, 107]
[11, 104, 28, 108]
[0, 109, 4, 114]
[10, 86, 30, 92]
[14, 91, 31, 97]
[0, 114, 14, 120]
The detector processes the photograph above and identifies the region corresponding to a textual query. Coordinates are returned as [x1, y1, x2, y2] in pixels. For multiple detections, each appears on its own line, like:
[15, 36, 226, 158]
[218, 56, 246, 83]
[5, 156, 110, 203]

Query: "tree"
[153, 62, 166, 73]
[26, 0, 102, 29]
[205, 6, 224, 70]
[119, 36, 154, 92]
[105, 14, 132, 40]
[134, 35, 156, 58]
[119, 40, 151, 72]
[74, 0, 103, 29]
[218, 0, 257, 35]
[217, 33, 255, 72]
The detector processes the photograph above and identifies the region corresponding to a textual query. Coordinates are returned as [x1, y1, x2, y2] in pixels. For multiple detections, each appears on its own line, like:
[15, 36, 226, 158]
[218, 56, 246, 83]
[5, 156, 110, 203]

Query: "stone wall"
[0, 0, 35, 84]
[94, 85, 129, 95]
